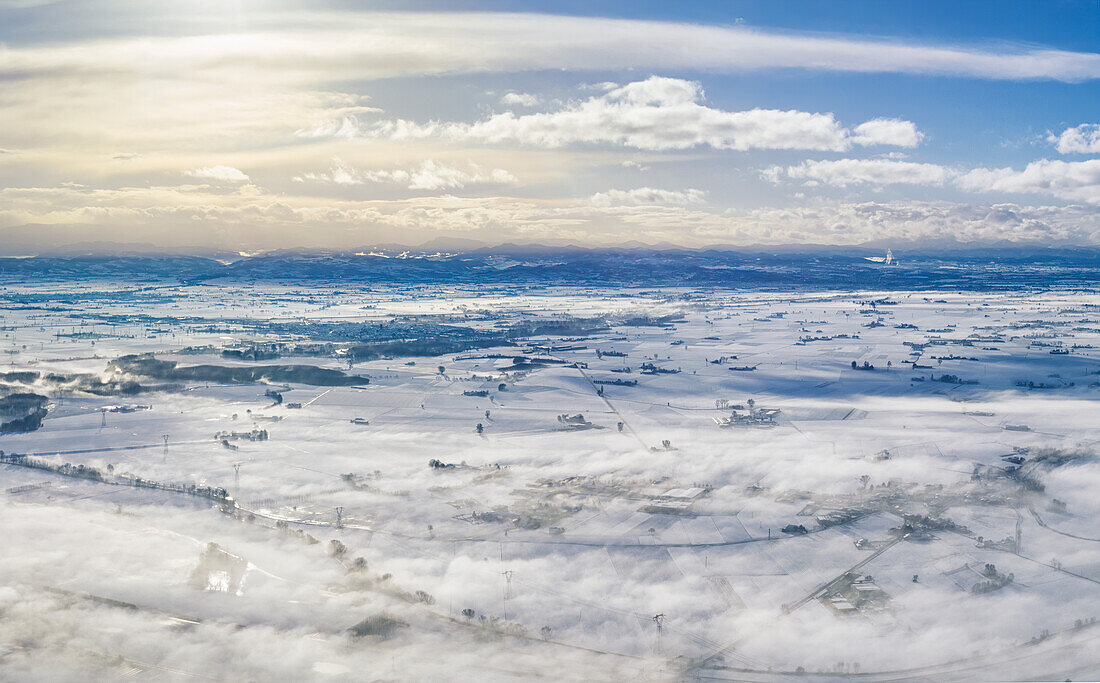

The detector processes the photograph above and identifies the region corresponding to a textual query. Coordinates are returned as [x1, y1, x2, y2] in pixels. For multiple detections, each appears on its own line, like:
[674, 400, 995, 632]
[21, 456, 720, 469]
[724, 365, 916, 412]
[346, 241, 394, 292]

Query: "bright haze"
[1, 0, 1099, 253]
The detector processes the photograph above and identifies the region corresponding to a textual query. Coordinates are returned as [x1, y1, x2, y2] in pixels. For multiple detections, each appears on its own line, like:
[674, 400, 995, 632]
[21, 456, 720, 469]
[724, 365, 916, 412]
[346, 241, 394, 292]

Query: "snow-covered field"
[3, 283, 1100, 681]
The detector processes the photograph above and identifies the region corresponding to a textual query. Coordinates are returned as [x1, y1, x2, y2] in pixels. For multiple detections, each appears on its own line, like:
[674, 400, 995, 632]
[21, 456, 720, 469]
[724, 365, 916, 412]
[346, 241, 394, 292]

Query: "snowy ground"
[3, 283, 1100, 681]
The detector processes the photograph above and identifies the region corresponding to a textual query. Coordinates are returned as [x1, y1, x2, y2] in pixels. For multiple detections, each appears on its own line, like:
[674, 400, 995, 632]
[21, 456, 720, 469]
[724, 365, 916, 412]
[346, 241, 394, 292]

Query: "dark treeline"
[109, 354, 369, 386]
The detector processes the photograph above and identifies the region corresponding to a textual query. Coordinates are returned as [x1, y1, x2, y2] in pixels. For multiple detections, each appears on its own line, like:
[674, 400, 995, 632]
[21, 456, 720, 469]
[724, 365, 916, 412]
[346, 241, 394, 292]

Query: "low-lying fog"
[3, 285, 1100, 681]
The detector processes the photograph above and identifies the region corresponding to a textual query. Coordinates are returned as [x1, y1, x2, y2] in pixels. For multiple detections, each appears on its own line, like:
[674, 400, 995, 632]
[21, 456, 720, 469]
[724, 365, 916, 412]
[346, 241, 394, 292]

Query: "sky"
[0, 0, 1099, 252]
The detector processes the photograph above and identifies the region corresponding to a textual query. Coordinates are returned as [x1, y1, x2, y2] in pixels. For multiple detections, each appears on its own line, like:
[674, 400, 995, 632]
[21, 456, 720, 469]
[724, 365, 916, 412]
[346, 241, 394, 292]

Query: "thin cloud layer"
[3, 11, 1098, 83]
[589, 187, 706, 206]
[185, 166, 250, 183]
[778, 159, 951, 187]
[3, 181, 1098, 249]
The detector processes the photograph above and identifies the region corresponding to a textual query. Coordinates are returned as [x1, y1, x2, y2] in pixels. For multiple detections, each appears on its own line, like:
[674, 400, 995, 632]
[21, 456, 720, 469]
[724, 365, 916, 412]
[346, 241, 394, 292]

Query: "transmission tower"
[653, 613, 665, 654]
[503, 567, 514, 620]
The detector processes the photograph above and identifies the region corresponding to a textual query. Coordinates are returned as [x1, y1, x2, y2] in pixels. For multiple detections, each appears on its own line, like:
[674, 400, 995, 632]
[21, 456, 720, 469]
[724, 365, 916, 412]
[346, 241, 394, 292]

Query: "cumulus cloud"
[500, 92, 541, 107]
[778, 159, 951, 187]
[1049, 124, 1100, 154]
[851, 118, 924, 148]
[185, 166, 250, 182]
[768, 157, 1100, 203]
[588, 187, 706, 206]
[958, 159, 1100, 203]
[308, 77, 921, 153]
[294, 159, 517, 190]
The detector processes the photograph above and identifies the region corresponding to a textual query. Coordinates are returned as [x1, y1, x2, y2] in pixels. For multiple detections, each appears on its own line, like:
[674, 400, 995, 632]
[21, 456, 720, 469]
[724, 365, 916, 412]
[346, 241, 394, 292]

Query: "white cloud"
[588, 187, 706, 206]
[771, 157, 1100, 203]
[184, 165, 250, 182]
[2, 6, 1091, 256]
[402, 161, 517, 190]
[760, 166, 784, 184]
[1049, 124, 1100, 154]
[500, 92, 541, 107]
[851, 118, 924, 148]
[780, 159, 951, 187]
[294, 159, 517, 191]
[702, 201, 1100, 245]
[319, 77, 921, 153]
[9, 181, 1098, 250]
[0, 10, 1093, 215]
[4, 12, 1098, 84]
[294, 158, 367, 186]
[958, 159, 1100, 203]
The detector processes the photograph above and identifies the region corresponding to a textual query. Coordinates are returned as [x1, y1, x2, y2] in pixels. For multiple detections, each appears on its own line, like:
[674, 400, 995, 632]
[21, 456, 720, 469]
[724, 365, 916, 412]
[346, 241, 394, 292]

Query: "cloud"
[1, 6, 1091, 254]
[185, 166, 250, 182]
[588, 187, 706, 206]
[3, 11, 1098, 84]
[500, 92, 541, 107]
[770, 157, 1100, 203]
[1049, 124, 1100, 154]
[313, 77, 921, 153]
[4, 182, 1098, 250]
[958, 159, 1100, 203]
[778, 159, 951, 187]
[0, 10, 1093, 213]
[851, 118, 924, 148]
[703, 200, 1100, 245]
[294, 159, 517, 190]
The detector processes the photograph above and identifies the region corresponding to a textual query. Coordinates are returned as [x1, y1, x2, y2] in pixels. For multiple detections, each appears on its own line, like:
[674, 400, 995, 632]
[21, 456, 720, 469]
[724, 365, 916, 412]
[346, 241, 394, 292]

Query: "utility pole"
[234, 463, 241, 493]
[100, 410, 107, 430]
[162, 434, 169, 462]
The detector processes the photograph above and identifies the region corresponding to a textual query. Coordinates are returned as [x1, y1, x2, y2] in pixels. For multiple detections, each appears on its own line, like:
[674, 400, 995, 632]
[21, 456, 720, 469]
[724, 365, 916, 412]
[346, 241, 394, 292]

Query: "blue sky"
[0, 0, 1098, 251]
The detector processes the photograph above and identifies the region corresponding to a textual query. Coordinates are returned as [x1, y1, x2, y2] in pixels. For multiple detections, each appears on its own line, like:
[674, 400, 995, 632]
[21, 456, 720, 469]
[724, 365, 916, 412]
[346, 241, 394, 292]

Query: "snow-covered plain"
[3, 282, 1100, 681]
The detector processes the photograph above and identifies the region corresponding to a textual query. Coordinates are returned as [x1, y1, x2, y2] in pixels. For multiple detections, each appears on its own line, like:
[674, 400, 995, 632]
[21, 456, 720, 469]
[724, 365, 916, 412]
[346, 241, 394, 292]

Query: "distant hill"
[1, 246, 1099, 290]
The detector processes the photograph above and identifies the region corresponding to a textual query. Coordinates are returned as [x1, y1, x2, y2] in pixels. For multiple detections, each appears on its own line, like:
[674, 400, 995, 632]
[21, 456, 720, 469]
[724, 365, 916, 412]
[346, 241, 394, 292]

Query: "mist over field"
[0, 251, 1099, 681]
